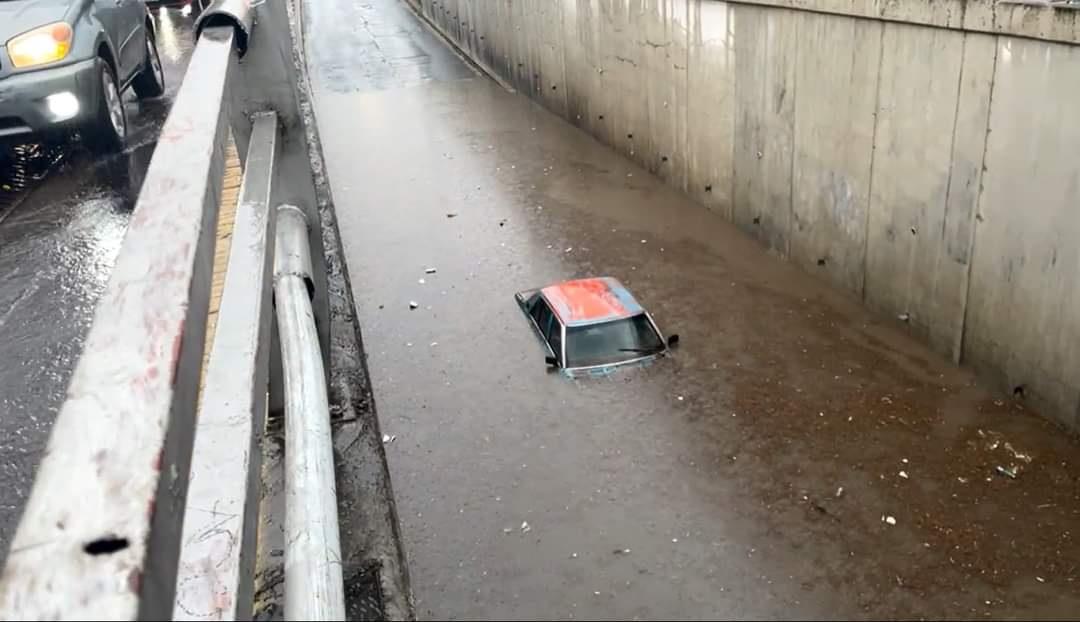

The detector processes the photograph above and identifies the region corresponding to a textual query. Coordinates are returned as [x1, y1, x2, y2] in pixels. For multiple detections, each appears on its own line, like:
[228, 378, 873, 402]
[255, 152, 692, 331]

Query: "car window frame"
[527, 295, 564, 364]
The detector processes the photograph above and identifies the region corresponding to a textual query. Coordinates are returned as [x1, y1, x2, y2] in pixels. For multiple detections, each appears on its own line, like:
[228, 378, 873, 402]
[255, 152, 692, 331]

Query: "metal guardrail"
[274, 206, 345, 621]
[0, 0, 341, 619]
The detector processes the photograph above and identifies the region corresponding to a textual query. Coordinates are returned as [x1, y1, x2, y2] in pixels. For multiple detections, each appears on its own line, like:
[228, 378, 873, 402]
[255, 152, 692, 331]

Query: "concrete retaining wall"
[408, 0, 1080, 431]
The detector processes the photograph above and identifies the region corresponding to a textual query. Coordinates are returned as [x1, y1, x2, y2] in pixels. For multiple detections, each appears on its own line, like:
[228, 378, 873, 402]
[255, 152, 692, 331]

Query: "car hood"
[0, 0, 77, 42]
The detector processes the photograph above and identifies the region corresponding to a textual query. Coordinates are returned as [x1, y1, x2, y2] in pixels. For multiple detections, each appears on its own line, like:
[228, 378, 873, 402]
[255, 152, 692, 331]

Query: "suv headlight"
[7, 22, 73, 69]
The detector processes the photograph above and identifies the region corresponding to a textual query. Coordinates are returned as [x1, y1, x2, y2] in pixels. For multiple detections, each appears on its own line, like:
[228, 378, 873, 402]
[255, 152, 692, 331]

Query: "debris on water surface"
[881, 396, 893, 404]
[898, 313, 910, 322]
[520, 521, 531, 534]
[835, 486, 844, 498]
[503, 527, 513, 534]
[1037, 576, 1046, 583]
[382, 434, 396, 444]
[565, 247, 573, 253]
[883, 515, 897, 526]
[641, 239, 647, 244]
[613, 548, 631, 555]
[672, 538, 679, 543]
[409, 301, 419, 309]
[898, 471, 909, 479]
[901, 458, 909, 464]
[446, 212, 458, 218]
[425, 267, 437, 274]
[570, 552, 578, 559]
[430, 342, 438, 347]
[677, 395, 684, 401]
[995, 465, 1018, 479]
[418, 278, 426, 284]
[499, 219, 507, 227]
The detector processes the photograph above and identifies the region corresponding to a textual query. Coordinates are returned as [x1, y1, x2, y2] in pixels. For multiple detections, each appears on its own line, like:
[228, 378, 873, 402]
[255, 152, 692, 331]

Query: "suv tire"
[132, 30, 166, 99]
[84, 60, 127, 154]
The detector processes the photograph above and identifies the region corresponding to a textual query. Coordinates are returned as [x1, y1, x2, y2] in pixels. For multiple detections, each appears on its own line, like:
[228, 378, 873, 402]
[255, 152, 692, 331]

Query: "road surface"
[0, 7, 196, 561]
[306, 0, 1080, 619]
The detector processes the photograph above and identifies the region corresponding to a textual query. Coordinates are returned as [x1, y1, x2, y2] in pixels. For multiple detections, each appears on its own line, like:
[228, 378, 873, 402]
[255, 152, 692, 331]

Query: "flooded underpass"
[0, 7, 196, 561]
[304, 0, 1080, 618]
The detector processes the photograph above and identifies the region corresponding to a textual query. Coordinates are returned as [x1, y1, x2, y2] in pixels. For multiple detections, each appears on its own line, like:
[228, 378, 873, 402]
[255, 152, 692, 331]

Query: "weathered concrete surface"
[307, 0, 1080, 619]
[410, 0, 1080, 431]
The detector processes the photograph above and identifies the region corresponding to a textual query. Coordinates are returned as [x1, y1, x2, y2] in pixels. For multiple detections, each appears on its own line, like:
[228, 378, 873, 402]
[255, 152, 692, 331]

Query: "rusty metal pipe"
[273, 205, 345, 621]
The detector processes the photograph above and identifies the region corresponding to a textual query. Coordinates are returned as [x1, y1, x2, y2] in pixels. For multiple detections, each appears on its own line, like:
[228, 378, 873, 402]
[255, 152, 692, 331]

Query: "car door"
[93, 0, 144, 83]
[115, 0, 146, 83]
[91, 0, 124, 73]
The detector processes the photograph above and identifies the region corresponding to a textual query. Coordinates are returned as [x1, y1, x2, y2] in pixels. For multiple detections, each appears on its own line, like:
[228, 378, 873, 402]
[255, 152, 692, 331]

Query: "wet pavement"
[0, 8, 196, 561]
[306, 0, 1080, 619]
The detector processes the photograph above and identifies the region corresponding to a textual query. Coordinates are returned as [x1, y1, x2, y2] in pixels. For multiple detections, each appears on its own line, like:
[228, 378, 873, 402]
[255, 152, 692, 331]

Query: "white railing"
[0, 0, 342, 619]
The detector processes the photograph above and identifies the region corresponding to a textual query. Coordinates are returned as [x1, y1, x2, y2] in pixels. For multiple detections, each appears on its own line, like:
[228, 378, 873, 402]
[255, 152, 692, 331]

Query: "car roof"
[540, 277, 644, 327]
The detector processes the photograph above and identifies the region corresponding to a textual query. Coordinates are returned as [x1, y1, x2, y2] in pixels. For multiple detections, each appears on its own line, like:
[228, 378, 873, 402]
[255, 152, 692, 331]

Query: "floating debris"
[418, 278, 426, 284]
[883, 515, 897, 526]
[995, 465, 1018, 479]
[835, 486, 844, 498]
[899, 471, 909, 479]
[409, 301, 419, 309]
[446, 212, 458, 218]
[520, 521, 531, 534]
[677, 395, 684, 401]
[381, 434, 396, 444]
[570, 552, 578, 559]
[1037, 576, 1046, 583]
[613, 548, 631, 555]
[898, 313, 910, 322]
[425, 267, 438, 274]
[672, 538, 679, 543]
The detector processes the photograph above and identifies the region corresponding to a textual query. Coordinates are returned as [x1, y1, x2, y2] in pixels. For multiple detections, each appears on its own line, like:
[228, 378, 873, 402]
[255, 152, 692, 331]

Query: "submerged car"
[516, 277, 678, 375]
[0, 0, 165, 154]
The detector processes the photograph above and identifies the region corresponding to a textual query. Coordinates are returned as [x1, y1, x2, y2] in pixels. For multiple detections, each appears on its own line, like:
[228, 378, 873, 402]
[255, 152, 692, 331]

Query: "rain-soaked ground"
[305, 0, 1080, 619]
[0, 8, 196, 561]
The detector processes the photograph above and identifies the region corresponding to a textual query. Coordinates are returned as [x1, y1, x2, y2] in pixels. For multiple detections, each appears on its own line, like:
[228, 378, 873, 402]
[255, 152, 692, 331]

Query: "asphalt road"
[0, 7, 196, 561]
[307, 0, 1080, 619]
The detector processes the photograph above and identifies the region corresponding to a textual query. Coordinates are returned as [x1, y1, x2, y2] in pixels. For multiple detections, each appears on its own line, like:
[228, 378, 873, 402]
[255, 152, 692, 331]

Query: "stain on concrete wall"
[864, 23, 970, 360]
[409, 0, 1080, 429]
[963, 36, 1080, 429]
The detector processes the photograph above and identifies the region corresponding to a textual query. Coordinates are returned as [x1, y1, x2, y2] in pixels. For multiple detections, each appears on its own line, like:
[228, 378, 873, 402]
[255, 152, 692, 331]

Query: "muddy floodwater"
[304, 0, 1080, 618]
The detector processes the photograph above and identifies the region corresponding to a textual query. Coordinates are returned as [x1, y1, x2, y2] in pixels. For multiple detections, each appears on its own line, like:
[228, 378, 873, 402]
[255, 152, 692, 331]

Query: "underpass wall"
[410, 0, 1080, 431]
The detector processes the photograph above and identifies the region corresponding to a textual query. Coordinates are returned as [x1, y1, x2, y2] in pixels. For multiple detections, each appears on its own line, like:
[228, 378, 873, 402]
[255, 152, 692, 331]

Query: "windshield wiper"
[618, 346, 664, 354]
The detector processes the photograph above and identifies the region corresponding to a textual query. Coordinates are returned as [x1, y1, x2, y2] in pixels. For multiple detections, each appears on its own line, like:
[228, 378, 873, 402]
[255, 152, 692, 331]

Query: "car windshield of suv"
[565, 314, 664, 368]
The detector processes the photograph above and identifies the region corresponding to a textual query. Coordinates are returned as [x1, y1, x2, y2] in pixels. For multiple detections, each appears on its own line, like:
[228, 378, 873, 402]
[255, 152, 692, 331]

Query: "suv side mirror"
[667, 334, 680, 349]
[545, 355, 559, 367]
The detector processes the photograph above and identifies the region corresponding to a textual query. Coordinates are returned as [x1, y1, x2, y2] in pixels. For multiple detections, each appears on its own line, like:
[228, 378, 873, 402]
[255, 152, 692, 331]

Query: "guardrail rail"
[0, 0, 341, 619]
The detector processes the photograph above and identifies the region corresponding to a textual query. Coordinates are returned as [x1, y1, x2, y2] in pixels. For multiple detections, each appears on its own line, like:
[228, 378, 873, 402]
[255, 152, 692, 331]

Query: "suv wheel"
[84, 61, 127, 154]
[132, 30, 166, 99]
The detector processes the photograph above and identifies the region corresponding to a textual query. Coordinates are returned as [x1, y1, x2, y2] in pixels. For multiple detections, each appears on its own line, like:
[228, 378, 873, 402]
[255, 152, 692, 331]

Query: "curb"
[285, 1, 415, 619]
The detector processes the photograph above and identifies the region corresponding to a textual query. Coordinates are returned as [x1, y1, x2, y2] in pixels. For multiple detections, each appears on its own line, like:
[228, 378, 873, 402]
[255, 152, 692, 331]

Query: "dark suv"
[0, 0, 164, 154]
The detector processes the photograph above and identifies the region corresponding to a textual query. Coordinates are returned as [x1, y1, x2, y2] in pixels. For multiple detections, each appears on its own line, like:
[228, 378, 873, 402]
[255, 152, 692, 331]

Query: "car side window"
[548, 322, 563, 361]
[530, 299, 559, 353]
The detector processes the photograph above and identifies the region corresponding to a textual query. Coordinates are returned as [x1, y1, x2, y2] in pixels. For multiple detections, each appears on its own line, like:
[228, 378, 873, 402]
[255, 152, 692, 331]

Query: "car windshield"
[565, 314, 664, 368]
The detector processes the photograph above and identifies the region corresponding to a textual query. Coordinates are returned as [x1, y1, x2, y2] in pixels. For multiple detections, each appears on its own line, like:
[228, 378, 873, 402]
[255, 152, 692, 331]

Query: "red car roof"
[541, 277, 644, 327]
